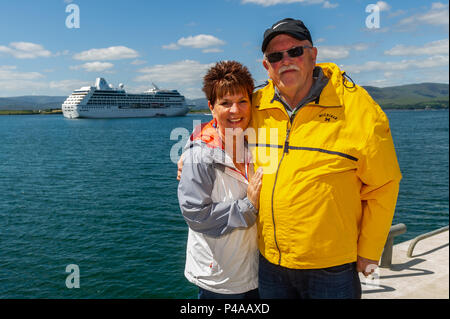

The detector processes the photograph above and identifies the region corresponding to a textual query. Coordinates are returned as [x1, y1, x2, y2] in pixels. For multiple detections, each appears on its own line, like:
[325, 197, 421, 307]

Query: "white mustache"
[278, 65, 300, 75]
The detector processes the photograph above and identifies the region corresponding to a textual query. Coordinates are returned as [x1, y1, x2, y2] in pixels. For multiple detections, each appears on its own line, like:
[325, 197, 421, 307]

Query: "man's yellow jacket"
[249, 62, 402, 269]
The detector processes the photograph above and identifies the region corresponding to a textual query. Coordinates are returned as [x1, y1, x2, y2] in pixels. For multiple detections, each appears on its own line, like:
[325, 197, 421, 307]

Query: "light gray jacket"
[177, 121, 258, 294]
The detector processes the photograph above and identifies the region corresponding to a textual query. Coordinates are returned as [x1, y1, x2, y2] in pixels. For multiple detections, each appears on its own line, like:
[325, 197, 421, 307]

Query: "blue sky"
[0, 0, 448, 98]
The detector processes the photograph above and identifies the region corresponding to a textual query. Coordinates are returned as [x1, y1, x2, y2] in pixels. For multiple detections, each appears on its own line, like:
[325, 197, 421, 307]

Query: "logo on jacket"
[318, 113, 338, 122]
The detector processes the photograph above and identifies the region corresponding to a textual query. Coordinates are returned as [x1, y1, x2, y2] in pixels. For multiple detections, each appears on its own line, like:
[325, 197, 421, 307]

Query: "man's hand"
[177, 155, 183, 181]
[247, 166, 263, 209]
[357, 255, 378, 277]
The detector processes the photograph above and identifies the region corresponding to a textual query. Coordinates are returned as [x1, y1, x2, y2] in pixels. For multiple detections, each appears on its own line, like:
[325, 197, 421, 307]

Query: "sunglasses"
[265, 45, 312, 63]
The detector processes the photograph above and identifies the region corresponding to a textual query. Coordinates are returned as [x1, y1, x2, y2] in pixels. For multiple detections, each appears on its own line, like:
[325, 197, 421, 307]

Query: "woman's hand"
[247, 166, 263, 209]
[177, 155, 184, 181]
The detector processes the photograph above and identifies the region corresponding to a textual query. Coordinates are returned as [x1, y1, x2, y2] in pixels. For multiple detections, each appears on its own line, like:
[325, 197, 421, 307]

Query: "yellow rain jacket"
[249, 62, 402, 269]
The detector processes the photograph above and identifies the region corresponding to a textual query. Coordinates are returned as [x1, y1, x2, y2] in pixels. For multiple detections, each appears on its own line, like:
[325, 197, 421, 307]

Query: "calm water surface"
[0, 110, 448, 298]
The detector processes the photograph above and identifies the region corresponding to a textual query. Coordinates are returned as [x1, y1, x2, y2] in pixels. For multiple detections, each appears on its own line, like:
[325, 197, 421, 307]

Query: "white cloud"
[0, 79, 92, 97]
[343, 55, 449, 74]
[362, 26, 390, 33]
[398, 2, 449, 27]
[135, 60, 214, 84]
[130, 59, 147, 65]
[182, 87, 206, 99]
[385, 39, 449, 56]
[315, 38, 326, 44]
[359, 64, 449, 87]
[388, 9, 406, 18]
[0, 66, 92, 96]
[317, 46, 350, 60]
[409, 67, 450, 84]
[376, 1, 391, 11]
[316, 43, 369, 61]
[55, 49, 71, 57]
[162, 43, 180, 50]
[202, 48, 224, 53]
[241, 0, 327, 7]
[0, 42, 52, 59]
[419, 2, 450, 25]
[0, 80, 48, 95]
[48, 79, 91, 91]
[178, 35, 225, 48]
[70, 62, 114, 72]
[352, 43, 370, 51]
[163, 34, 225, 52]
[323, 1, 338, 9]
[73, 46, 139, 61]
[0, 65, 44, 80]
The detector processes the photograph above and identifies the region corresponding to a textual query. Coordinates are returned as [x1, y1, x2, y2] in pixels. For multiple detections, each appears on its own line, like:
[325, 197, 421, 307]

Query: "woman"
[177, 61, 263, 299]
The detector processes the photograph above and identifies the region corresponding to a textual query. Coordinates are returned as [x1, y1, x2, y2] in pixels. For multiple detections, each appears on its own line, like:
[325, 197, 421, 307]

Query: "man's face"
[263, 34, 318, 94]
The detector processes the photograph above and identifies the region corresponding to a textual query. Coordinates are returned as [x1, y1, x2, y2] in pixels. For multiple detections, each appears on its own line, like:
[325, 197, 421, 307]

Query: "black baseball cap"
[261, 18, 313, 52]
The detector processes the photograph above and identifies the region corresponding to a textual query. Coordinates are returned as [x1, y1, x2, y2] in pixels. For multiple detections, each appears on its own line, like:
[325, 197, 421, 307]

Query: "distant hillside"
[187, 83, 449, 110]
[0, 95, 210, 111]
[0, 83, 448, 111]
[363, 83, 449, 109]
[0, 96, 66, 111]
[186, 98, 209, 111]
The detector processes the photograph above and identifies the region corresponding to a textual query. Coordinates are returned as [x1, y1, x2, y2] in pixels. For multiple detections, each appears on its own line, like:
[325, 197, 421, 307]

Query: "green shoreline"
[0, 109, 62, 115]
[0, 104, 448, 116]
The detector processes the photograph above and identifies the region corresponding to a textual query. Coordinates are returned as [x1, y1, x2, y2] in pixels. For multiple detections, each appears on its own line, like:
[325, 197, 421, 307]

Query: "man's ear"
[262, 59, 269, 71]
[311, 47, 318, 65]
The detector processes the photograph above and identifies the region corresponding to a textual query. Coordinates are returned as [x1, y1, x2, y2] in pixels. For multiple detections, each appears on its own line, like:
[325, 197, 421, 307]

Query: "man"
[251, 18, 402, 299]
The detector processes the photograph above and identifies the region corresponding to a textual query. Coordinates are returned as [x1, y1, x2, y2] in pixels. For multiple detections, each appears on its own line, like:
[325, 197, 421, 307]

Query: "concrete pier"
[361, 229, 449, 299]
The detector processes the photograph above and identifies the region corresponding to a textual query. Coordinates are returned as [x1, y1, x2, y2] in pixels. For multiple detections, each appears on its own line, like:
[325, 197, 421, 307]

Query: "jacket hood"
[255, 62, 352, 110]
[316, 62, 352, 107]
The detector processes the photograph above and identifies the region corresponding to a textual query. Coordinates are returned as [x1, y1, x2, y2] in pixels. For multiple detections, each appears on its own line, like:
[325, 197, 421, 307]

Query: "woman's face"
[209, 89, 251, 140]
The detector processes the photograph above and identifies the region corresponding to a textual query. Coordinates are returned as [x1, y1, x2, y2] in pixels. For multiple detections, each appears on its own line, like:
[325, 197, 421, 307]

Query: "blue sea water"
[0, 110, 448, 298]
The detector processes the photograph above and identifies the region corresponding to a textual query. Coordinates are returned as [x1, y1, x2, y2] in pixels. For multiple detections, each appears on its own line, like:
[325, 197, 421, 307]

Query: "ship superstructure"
[62, 78, 190, 119]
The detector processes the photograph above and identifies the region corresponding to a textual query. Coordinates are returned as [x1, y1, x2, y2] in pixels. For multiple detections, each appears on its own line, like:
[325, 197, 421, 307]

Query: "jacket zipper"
[268, 88, 334, 264]
[270, 113, 296, 265]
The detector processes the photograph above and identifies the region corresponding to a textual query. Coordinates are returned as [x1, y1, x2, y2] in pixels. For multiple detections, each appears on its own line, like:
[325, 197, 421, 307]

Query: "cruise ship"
[62, 78, 190, 119]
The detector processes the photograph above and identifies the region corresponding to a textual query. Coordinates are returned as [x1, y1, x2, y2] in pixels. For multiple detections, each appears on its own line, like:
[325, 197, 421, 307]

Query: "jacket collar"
[190, 118, 223, 149]
[256, 62, 346, 111]
[189, 119, 252, 175]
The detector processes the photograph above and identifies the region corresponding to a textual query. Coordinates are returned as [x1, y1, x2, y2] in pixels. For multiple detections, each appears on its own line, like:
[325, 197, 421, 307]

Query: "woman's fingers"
[247, 167, 263, 209]
[250, 167, 262, 182]
[248, 163, 255, 180]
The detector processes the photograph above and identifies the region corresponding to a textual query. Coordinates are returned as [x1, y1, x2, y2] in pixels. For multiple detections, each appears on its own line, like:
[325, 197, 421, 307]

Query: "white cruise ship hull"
[63, 104, 189, 119]
[61, 77, 191, 119]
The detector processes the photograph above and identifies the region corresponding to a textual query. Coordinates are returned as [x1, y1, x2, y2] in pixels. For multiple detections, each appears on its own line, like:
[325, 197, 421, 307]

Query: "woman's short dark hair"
[202, 61, 254, 106]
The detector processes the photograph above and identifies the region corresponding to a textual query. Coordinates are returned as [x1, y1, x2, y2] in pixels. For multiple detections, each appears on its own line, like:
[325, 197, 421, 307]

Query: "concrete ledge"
[361, 229, 449, 299]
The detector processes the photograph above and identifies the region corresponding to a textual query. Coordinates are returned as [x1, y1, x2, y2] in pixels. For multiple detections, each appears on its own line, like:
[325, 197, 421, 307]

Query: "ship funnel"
[95, 77, 111, 90]
[152, 82, 160, 90]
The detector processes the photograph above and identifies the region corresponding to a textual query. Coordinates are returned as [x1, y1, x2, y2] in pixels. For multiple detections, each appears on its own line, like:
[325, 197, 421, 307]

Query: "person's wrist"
[244, 197, 258, 212]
